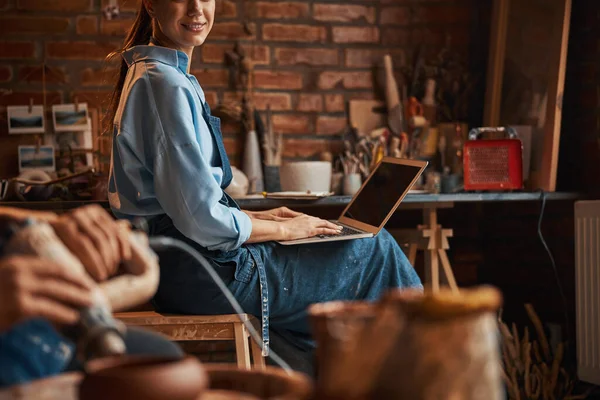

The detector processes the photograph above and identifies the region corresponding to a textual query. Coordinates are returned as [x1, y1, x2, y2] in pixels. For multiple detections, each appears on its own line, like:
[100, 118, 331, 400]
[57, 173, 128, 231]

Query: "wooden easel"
[390, 203, 459, 293]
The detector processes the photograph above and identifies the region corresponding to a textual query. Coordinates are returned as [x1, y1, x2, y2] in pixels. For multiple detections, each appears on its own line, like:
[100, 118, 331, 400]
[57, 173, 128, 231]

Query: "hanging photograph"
[7, 105, 46, 134]
[52, 103, 89, 132]
[18, 145, 56, 172]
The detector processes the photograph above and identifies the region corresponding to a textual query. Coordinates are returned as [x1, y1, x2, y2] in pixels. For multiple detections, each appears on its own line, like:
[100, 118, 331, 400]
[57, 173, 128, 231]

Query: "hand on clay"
[0, 255, 94, 332]
[51, 205, 132, 282]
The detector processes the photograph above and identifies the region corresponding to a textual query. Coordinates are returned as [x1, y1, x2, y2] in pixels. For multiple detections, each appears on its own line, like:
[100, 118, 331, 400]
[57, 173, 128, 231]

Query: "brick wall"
[0, 0, 598, 363]
[0, 0, 486, 176]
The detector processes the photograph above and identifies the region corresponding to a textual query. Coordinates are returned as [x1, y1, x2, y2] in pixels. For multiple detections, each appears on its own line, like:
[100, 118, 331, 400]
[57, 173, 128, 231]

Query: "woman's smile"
[181, 22, 206, 33]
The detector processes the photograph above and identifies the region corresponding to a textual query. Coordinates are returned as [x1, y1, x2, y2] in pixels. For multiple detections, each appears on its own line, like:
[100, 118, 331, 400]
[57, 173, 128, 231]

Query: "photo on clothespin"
[18, 145, 55, 172]
[7, 105, 46, 134]
[52, 103, 89, 132]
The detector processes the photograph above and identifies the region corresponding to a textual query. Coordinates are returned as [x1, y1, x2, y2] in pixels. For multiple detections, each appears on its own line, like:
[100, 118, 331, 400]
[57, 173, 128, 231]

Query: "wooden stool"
[114, 311, 266, 370]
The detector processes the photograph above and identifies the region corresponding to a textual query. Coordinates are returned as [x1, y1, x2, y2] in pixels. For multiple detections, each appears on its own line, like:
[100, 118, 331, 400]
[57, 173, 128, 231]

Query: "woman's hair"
[103, 2, 153, 135]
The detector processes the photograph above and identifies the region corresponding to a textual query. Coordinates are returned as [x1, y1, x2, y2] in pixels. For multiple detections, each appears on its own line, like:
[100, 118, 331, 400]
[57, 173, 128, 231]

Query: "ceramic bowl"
[279, 161, 332, 193]
[200, 364, 313, 400]
[79, 355, 207, 400]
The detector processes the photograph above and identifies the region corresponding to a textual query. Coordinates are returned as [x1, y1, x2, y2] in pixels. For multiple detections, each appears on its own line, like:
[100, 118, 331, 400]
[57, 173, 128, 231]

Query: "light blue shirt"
[108, 45, 252, 251]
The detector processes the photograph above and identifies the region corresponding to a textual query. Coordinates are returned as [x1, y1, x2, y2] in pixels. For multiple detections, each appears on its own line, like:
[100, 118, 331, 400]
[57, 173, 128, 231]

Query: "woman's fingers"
[27, 296, 82, 327]
[72, 210, 114, 275]
[32, 276, 93, 309]
[317, 227, 344, 236]
[52, 220, 107, 281]
[116, 220, 132, 262]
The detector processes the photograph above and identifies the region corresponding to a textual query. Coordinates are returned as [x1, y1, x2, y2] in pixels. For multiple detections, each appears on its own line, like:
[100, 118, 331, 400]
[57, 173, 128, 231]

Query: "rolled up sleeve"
[148, 76, 252, 251]
[154, 142, 251, 251]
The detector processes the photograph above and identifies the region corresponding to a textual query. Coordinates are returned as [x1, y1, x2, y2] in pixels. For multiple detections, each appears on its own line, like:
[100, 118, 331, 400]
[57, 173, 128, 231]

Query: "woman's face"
[148, 0, 215, 51]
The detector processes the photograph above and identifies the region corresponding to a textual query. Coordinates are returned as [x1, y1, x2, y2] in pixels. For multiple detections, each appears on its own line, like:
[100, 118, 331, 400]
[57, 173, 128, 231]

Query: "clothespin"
[35, 135, 41, 153]
[28, 98, 34, 114]
[73, 96, 79, 112]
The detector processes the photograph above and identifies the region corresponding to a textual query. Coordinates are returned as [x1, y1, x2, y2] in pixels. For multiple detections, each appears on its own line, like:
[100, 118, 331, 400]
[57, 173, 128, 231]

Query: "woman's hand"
[0, 255, 94, 332]
[50, 205, 132, 282]
[245, 207, 303, 221]
[279, 215, 342, 241]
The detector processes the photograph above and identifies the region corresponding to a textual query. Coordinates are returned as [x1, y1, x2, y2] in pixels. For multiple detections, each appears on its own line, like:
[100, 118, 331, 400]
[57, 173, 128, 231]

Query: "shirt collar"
[122, 45, 189, 74]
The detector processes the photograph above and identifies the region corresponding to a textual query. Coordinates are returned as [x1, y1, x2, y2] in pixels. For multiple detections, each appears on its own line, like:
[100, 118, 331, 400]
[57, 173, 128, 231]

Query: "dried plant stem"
[525, 303, 551, 361]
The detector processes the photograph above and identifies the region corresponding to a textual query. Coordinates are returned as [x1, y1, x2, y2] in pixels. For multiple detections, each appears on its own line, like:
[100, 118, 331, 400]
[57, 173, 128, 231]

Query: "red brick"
[221, 119, 242, 135]
[412, 5, 472, 25]
[282, 138, 343, 158]
[47, 41, 119, 60]
[0, 91, 62, 107]
[382, 26, 470, 47]
[71, 90, 112, 110]
[19, 66, 67, 84]
[101, 0, 139, 13]
[17, 0, 91, 12]
[101, 17, 135, 36]
[380, 7, 410, 25]
[253, 71, 303, 90]
[223, 92, 292, 111]
[77, 16, 98, 35]
[273, 114, 311, 134]
[318, 71, 372, 90]
[332, 27, 379, 44]
[348, 92, 376, 101]
[313, 4, 376, 24]
[202, 44, 269, 65]
[316, 116, 346, 135]
[275, 48, 338, 66]
[325, 94, 345, 112]
[81, 67, 118, 86]
[224, 136, 242, 158]
[0, 65, 12, 82]
[253, 92, 292, 111]
[0, 16, 69, 35]
[210, 22, 256, 40]
[262, 24, 327, 43]
[297, 94, 323, 112]
[0, 41, 36, 59]
[204, 91, 219, 107]
[216, 0, 237, 18]
[345, 49, 406, 68]
[247, 1, 309, 19]
[192, 69, 229, 87]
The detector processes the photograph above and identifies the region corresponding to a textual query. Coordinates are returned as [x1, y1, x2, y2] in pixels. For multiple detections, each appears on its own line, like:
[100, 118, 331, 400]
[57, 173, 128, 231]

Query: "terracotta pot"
[79, 355, 207, 400]
[200, 364, 313, 400]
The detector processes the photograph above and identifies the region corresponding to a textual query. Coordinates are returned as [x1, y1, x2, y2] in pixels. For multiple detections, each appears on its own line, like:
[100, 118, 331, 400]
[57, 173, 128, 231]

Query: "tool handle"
[383, 55, 400, 110]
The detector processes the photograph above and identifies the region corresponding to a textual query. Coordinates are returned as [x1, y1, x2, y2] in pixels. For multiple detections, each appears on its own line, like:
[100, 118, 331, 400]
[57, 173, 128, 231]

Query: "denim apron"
[149, 81, 422, 357]
[148, 99, 271, 356]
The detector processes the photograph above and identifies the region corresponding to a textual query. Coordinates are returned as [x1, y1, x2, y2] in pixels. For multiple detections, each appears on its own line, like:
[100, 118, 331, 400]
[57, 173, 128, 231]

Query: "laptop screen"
[341, 161, 423, 228]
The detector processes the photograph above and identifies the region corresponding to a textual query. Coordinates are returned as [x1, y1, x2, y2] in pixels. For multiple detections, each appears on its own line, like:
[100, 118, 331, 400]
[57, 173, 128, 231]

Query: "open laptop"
[277, 157, 428, 245]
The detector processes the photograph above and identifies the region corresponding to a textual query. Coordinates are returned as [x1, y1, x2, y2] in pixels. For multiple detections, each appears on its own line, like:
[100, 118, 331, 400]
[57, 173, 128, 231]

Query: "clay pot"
[79, 355, 207, 400]
[200, 364, 313, 400]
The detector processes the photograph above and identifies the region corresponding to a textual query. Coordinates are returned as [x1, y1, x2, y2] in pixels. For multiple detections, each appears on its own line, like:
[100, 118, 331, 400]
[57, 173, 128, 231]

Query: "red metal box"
[463, 127, 523, 191]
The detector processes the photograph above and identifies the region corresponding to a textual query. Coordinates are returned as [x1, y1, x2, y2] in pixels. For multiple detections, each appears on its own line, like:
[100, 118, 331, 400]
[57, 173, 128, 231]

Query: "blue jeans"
[0, 318, 183, 388]
[149, 214, 422, 351]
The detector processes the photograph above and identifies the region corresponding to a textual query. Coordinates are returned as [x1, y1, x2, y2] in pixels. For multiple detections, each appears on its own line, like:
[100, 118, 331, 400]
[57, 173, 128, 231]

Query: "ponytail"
[103, 2, 153, 136]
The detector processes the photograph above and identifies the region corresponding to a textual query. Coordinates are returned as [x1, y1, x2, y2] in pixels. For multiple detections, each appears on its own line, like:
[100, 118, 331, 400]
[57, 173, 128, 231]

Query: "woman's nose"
[187, 0, 203, 16]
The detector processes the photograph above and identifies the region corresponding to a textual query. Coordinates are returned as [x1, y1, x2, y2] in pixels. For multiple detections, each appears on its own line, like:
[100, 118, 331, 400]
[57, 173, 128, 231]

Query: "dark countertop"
[0, 192, 582, 212]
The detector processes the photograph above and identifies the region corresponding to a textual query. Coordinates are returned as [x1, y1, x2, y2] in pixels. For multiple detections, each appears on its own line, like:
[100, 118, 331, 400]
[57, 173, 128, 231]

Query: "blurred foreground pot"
[200, 364, 313, 400]
[309, 286, 504, 400]
[80, 355, 207, 400]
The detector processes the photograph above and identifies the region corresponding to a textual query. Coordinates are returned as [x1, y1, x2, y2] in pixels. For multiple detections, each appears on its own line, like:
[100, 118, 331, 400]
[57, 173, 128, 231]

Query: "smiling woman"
[105, 0, 423, 374]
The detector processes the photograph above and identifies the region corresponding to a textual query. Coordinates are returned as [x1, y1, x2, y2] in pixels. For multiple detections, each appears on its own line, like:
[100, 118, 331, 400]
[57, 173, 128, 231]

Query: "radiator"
[576, 200, 600, 385]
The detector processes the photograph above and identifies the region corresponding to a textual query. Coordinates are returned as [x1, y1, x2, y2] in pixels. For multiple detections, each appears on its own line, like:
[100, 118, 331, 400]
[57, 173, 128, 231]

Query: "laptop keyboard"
[317, 225, 363, 239]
